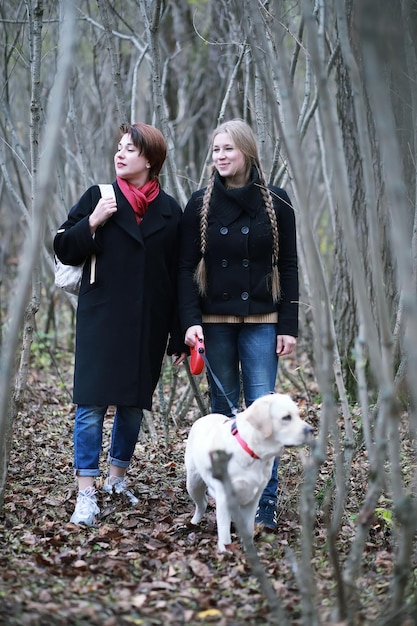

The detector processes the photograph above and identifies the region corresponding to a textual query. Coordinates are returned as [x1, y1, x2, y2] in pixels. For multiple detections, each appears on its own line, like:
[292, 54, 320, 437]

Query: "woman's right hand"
[184, 325, 204, 347]
[89, 196, 118, 233]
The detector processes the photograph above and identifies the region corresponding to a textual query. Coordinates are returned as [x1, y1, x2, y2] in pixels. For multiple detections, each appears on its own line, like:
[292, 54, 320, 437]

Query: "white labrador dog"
[185, 393, 313, 552]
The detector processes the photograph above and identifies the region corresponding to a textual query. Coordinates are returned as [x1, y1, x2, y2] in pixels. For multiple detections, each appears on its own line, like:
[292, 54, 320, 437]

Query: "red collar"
[230, 421, 260, 459]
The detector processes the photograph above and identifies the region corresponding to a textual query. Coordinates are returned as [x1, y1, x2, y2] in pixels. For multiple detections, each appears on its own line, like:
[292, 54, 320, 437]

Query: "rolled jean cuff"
[107, 454, 130, 469]
[74, 468, 101, 477]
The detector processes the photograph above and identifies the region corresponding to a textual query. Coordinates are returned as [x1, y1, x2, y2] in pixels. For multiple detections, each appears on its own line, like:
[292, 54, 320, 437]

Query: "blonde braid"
[257, 168, 280, 303]
[194, 168, 216, 296]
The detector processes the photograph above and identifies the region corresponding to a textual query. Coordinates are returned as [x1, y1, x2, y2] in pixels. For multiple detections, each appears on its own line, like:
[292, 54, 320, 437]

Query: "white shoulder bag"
[54, 184, 115, 295]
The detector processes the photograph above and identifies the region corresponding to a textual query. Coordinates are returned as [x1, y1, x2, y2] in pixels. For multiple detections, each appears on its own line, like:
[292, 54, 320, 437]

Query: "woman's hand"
[276, 334, 297, 356]
[184, 325, 204, 347]
[89, 196, 118, 233]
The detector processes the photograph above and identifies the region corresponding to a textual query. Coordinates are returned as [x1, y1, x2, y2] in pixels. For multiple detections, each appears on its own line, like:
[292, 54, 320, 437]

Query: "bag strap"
[98, 183, 116, 201]
[89, 184, 116, 285]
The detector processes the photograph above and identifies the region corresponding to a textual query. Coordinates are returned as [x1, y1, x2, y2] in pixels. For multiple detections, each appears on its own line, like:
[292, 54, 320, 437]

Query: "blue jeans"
[73, 405, 143, 477]
[203, 323, 279, 504]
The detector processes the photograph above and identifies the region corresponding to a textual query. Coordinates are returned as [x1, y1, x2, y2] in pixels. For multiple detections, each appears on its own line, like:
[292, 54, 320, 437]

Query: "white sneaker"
[70, 486, 100, 526]
[103, 476, 139, 505]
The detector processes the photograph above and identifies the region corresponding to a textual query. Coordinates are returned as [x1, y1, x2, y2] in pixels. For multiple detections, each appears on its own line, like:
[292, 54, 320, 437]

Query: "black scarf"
[210, 166, 265, 223]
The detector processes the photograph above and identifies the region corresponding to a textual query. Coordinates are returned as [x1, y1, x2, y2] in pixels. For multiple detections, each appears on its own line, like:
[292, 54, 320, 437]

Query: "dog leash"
[201, 353, 238, 416]
[190, 337, 238, 415]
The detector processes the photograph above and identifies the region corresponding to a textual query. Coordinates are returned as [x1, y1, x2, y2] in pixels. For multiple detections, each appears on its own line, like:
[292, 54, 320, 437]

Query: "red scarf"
[117, 176, 160, 224]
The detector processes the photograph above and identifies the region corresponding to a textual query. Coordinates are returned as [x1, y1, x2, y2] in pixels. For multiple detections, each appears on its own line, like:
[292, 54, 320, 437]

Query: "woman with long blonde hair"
[178, 119, 299, 531]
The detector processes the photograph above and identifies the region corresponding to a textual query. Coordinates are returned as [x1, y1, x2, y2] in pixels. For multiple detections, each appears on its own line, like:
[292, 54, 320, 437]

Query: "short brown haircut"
[119, 122, 167, 180]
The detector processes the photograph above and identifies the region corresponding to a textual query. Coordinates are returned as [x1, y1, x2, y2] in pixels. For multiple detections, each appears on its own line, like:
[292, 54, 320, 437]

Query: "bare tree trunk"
[137, 0, 187, 205]
[97, 0, 128, 124]
[0, 1, 76, 508]
[210, 449, 288, 625]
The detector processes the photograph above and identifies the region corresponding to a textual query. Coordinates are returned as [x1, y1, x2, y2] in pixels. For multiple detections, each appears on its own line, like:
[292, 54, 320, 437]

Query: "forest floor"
[0, 343, 416, 626]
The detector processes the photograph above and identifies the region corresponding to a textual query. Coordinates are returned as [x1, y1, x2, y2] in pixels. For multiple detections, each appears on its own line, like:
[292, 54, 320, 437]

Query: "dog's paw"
[217, 543, 232, 554]
[217, 541, 240, 554]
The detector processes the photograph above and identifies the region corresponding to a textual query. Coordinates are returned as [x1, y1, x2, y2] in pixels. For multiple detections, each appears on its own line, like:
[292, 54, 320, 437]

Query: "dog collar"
[230, 421, 260, 459]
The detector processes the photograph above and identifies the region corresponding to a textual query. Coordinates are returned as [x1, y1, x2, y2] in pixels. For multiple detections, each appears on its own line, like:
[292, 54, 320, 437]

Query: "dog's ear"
[246, 398, 274, 437]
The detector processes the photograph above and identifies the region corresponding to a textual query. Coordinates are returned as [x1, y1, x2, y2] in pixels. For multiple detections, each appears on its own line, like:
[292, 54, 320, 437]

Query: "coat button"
[242, 258, 249, 267]
[241, 291, 249, 300]
[220, 227, 228, 235]
[241, 226, 249, 234]
[222, 292, 229, 300]
[221, 259, 228, 268]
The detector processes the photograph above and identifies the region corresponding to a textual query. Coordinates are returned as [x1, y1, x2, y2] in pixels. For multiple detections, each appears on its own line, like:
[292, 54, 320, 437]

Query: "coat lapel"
[113, 189, 143, 244]
[140, 190, 172, 240]
[113, 187, 172, 243]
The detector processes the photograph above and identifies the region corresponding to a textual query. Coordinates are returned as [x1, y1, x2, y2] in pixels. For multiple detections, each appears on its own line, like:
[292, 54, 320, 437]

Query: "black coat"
[54, 182, 185, 409]
[178, 170, 299, 336]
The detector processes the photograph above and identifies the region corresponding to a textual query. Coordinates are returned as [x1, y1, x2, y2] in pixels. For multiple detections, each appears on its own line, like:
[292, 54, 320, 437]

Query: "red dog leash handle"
[190, 338, 205, 375]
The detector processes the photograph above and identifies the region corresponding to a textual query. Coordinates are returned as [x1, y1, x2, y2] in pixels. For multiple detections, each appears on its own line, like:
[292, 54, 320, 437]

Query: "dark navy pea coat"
[54, 182, 185, 409]
[178, 170, 299, 337]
